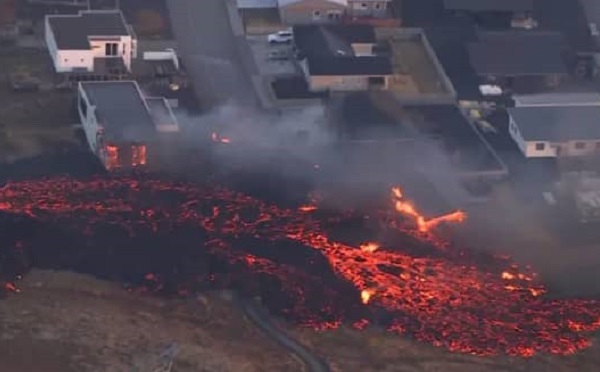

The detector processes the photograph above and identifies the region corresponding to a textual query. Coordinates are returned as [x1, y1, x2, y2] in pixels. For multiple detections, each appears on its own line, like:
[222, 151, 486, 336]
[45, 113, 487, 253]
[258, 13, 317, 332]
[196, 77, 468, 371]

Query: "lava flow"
[0, 175, 600, 357]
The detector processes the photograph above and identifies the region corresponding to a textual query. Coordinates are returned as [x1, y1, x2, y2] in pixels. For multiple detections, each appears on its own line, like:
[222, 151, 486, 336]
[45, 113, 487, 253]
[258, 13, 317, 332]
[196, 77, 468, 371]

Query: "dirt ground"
[285, 325, 600, 372]
[0, 47, 77, 162]
[0, 270, 300, 372]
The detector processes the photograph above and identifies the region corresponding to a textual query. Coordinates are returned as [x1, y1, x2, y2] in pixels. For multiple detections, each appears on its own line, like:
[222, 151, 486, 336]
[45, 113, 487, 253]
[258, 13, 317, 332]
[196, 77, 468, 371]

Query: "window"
[105, 43, 118, 56]
[375, 3, 382, 9]
[64, 58, 69, 62]
[313, 10, 321, 19]
[596, 142, 600, 150]
[535, 143, 545, 151]
[575, 142, 586, 150]
[361, 2, 368, 8]
[368, 76, 385, 86]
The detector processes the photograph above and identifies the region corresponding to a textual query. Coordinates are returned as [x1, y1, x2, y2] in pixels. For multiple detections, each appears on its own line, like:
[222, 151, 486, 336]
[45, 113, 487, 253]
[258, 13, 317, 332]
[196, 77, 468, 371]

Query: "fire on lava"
[0, 176, 599, 357]
[391, 187, 466, 232]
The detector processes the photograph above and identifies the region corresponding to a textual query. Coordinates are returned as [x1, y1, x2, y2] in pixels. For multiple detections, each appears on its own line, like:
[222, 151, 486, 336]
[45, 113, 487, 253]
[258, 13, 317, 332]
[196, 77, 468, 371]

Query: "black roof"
[80, 81, 156, 143]
[293, 24, 376, 47]
[467, 31, 568, 76]
[443, 0, 534, 12]
[47, 10, 130, 50]
[533, 0, 597, 54]
[307, 56, 393, 76]
[293, 24, 391, 76]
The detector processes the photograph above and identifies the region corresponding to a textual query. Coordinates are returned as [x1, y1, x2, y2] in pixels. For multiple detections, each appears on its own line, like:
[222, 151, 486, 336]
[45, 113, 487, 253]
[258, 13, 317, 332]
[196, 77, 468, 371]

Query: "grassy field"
[0, 47, 78, 162]
[0, 270, 300, 372]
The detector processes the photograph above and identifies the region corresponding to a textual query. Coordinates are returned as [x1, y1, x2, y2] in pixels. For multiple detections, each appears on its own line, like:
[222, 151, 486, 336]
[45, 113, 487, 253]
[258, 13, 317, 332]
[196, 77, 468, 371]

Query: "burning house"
[77, 81, 179, 170]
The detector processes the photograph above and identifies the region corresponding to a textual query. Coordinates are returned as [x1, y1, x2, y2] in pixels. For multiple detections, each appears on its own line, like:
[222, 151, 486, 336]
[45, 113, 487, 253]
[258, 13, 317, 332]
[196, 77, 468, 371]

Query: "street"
[166, 0, 257, 109]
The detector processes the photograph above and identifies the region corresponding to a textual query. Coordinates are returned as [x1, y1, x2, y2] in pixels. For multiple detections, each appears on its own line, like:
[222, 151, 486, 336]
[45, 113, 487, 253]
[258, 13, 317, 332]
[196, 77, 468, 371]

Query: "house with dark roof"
[44, 10, 137, 76]
[508, 102, 600, 158]
[77, 81, 179, 170]
[293, 24, 393, 91]
[467, 31, 570, 92]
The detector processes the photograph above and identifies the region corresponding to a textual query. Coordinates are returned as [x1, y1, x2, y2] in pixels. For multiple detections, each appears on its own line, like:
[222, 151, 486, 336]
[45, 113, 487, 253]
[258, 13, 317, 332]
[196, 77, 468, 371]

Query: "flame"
[299, 205, 317, 213]
[391, 187, 466, 232]
[211, 132, 231, 144]
[361, 289, 374, 304]
[105, 144, 119, 170]
[360, 242, 379, 253]
[131, 144, 147, 167]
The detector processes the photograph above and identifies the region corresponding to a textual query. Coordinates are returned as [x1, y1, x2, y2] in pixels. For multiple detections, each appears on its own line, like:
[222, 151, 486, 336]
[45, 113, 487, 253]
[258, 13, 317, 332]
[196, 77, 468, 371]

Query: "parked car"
[268, 30, 293, 44]
[268, 50, 290, 61]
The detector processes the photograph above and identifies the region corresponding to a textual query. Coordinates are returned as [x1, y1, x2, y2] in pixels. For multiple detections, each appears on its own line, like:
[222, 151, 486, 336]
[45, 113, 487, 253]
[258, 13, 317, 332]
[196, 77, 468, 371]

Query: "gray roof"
[237, 0, 277, 8]
[443, 0, 534, 12]
[146, 98, 178, 130]
[467, 31, 568, 76]
[80, 81, 156, 143]
[508, 106, 600, 142]
[47, 10, 130, 50]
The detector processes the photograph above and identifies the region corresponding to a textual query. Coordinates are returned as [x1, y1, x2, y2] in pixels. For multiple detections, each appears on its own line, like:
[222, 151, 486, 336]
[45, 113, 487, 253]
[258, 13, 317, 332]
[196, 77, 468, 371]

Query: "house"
[293, 24, 393, 91]
[467, 31, 569, 92]
[45, 10, 137, 77]
[77, 81, 179, 170]
[508, 103, 600, 158]
[278, 0, 391, 25]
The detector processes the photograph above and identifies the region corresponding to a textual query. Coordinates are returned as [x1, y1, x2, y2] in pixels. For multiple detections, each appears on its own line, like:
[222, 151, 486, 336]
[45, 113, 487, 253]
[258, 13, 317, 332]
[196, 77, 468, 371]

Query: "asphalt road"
[166, 0, 256, 109]
[234, 294, 331, 372]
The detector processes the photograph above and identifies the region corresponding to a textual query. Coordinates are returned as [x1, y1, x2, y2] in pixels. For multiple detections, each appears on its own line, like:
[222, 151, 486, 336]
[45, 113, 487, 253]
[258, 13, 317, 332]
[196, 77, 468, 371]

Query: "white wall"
[56, 49, 94, 72]
[77, 84, 99, 155]
[523, 141, 557, 158]
[44, 17, 59, 69]
[89, 35, 133, 71]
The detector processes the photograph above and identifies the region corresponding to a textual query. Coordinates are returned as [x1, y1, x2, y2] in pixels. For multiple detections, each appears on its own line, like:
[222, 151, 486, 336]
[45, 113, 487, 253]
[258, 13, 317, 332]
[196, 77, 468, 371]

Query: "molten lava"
[0, 176, 599, 357]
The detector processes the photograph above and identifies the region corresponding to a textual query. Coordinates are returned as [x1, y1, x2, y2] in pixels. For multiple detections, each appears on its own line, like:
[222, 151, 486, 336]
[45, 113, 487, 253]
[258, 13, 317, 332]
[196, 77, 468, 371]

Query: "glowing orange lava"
[0, 176, 599, 357]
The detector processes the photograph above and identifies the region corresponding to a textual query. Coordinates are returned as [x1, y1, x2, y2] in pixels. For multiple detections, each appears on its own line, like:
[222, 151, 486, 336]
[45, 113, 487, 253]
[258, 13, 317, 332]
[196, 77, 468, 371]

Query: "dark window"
[368, 76, 385, 86]
[535, 143, 545, 151]
[79, 95, 88, 117]
[105, 43, 118, 56]
[575, 142, 586, 150]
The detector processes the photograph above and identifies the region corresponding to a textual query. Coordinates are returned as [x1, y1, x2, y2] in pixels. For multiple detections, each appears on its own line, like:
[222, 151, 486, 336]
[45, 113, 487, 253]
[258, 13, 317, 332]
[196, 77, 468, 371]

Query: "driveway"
[166, 0, 257, 109]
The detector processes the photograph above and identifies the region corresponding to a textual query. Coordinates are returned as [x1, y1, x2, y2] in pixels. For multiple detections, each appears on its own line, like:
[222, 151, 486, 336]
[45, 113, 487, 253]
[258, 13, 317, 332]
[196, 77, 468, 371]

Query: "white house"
[45, 10, 137, 74]
[77, 81, 178, 170]
[508, 104, 600, 158]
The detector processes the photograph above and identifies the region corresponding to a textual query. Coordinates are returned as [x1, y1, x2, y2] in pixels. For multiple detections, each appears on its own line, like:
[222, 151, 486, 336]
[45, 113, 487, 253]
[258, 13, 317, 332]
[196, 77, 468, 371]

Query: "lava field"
[1, 174, 600, 357]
